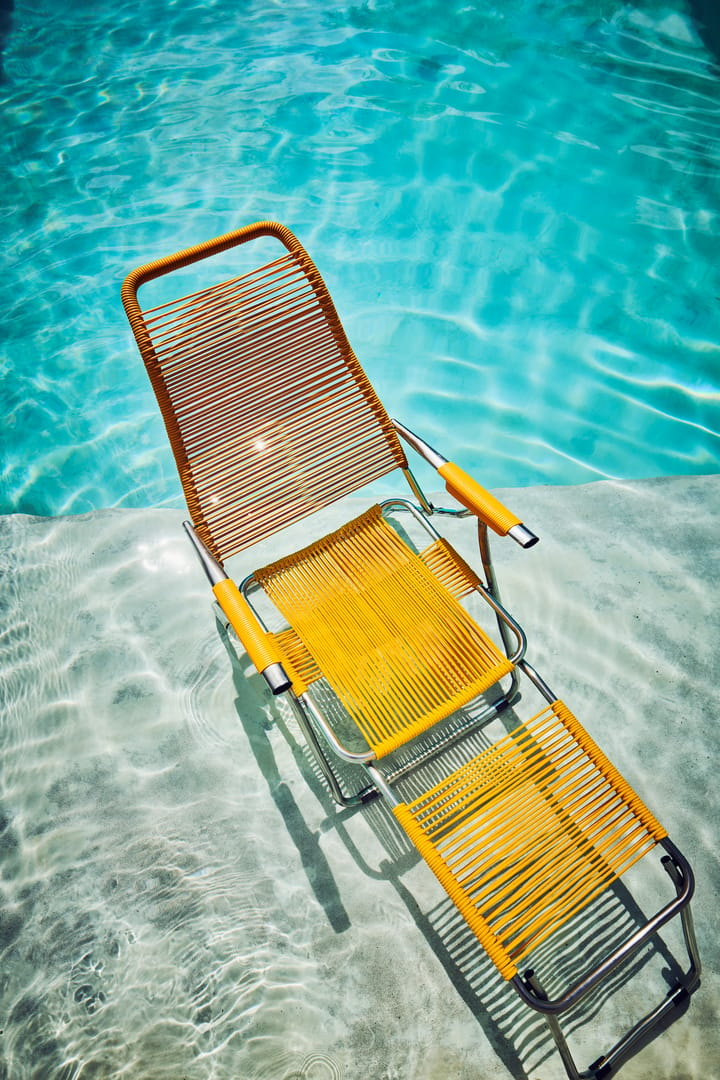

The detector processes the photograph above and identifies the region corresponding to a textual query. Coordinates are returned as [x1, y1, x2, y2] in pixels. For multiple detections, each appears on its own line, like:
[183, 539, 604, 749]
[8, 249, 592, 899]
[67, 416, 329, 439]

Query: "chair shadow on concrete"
[222, 627, 352, 937]
[222, 625, 694, 1080]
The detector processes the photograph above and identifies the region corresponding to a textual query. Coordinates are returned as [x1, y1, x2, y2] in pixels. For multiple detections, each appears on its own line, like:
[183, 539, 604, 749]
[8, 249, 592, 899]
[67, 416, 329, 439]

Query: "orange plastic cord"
[122, 222, 406, 561]
[394, 700, 668, 980]
[255, 505, 514, 758]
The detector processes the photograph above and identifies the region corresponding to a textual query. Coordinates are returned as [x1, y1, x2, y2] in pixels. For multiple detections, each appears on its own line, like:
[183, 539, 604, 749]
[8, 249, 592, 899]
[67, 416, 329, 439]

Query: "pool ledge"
[1, 473, 718, 1079]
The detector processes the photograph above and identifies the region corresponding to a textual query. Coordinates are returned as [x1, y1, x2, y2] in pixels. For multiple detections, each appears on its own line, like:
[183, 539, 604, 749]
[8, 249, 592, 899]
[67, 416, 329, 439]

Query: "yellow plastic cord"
[212, 578, 286, 676]
[256, 505, 513, 757]
[419, 538, 482, 599]
[437, 461, 521, 536]
[393, 700, 667, 980]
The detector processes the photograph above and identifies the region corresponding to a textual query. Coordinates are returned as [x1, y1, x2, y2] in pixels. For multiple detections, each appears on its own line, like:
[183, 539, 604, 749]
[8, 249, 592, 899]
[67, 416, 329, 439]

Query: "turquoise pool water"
[2, 7, 720, 1079]
[2, 0, 719, 514]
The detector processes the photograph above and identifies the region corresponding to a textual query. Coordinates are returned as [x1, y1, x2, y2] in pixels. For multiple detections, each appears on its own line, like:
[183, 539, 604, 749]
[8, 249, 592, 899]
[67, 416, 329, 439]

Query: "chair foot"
[521, 892, 701, 1080]
[523, 971, 584, 1080]
[587, 1057, 611, 1079]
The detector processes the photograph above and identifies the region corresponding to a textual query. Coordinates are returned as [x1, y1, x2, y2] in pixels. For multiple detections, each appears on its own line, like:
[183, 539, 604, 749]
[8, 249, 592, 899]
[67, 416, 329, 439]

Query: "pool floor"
[1, 473, 718, 1079]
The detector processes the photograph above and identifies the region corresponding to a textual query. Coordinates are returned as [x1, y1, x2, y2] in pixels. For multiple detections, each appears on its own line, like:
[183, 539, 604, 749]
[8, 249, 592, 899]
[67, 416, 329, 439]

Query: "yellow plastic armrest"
[389, 420, 538, 547]
[212, 578, 291, 692]
[438, 461, 525, 538]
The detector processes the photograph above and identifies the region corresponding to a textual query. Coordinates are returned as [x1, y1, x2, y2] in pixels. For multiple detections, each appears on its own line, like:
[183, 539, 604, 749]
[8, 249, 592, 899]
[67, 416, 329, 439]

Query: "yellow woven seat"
[394, 700, 667, 981]
[123, 221, 700, 1080]
[256, 504, 513, 758]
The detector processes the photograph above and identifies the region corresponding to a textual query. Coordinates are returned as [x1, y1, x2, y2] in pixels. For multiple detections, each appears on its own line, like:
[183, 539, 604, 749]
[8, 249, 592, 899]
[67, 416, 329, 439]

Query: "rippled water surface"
[1, 0, 719, 514]
[1, 6, 720, 1075]
[2, 479, 719, 1079]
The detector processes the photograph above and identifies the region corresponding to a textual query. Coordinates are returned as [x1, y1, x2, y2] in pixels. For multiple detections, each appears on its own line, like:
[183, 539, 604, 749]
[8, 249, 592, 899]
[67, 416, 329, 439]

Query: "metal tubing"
[524, 972, 583, 1080]
[299, 693, 376, 764]
[239, 573, 272, 630]
[364, 764, 400, 806]
[662, 838, 701, 987]
[391, 419, 448, 468]
[477, 522, 520, 697]
[391, 421, 538, 545]
[476, 521, 498, 593]
[289, 695, 372, 807]
[380, 496, 442, 536]
[550, 846, 702, 1080]
[679, 900, 702, 990]
[184, 520, 226, 585]
[401, 467, 435, 515]
[511, 841, 696, 1016]
[380, 499, 527, 663]
[475, 585, 527, 663]
[661, 838, 696, 906]
[262, 662, 293, 695]
[596, 991, 691, 1079]
[381, 698, 511, 786]
[508, 522, 540, 549]
[517, 658, 558, 704]
[526, 968, 698, 1080]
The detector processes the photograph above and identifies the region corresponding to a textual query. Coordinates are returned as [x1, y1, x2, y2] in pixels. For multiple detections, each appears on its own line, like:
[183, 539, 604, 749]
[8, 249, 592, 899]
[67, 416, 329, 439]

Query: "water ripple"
[1, 2, 718, 514]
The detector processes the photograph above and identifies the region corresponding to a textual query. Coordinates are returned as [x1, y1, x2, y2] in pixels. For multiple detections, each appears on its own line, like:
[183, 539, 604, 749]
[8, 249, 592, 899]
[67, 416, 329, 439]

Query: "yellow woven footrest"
[394, 700, 668, 980]
[256, 505, 513, 757]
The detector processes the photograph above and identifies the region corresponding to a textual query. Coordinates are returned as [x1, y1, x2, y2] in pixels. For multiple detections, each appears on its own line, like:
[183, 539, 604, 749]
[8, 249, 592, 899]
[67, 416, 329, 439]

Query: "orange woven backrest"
[122, 221, 407, 560]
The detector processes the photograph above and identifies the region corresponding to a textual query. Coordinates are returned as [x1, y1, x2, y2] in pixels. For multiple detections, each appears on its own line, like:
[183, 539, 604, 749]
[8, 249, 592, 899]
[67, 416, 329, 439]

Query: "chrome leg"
[523, 971, 583, 1080]
[477, 521, 520, 700]
[288, 695, 377, 808]
[661, 839, 702, 992]
[517, 657, 558, 704]
[513, 841, 700, 1079]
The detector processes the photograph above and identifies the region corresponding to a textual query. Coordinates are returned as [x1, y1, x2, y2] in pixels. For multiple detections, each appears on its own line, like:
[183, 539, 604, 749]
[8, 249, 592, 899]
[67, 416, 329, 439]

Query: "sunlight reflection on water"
[1, 0, 718, 515]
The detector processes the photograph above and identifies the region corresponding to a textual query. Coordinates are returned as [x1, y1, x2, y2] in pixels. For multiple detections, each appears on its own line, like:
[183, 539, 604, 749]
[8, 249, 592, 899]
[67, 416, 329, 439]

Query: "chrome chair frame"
[233, 495, 525, 803]
[208, 456, 701, 1080]
[123, 221, 701, 1080]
